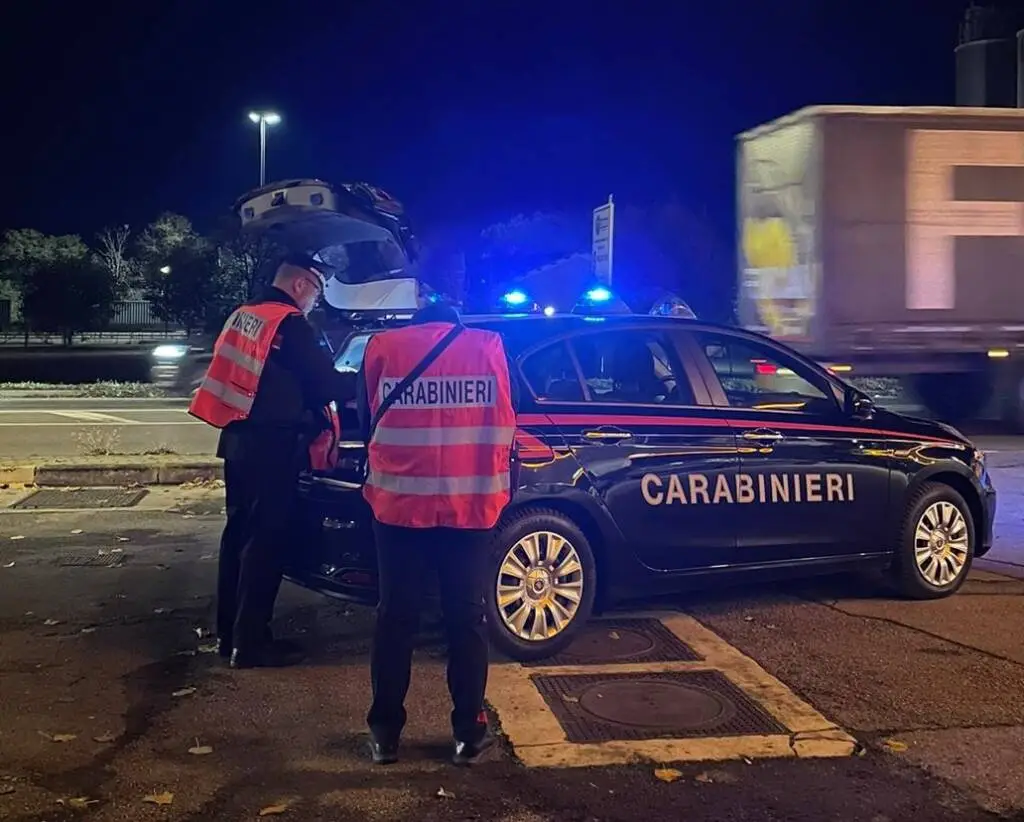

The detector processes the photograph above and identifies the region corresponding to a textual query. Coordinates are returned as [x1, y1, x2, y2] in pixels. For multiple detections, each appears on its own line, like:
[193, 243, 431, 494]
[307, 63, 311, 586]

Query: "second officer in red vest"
[356, 300, 518, 766]
[190, 255, 355, 669]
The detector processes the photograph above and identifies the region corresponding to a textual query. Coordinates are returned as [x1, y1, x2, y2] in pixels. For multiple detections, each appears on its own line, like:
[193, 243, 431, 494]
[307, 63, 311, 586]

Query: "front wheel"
[890, 482, 974, 599]
[485, 508, 597, 662]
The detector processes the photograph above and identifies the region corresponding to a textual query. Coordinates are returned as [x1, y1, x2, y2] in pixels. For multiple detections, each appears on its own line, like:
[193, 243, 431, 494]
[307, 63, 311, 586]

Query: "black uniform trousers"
[216, 431, 306, 652]
[367, 521, 491, 744]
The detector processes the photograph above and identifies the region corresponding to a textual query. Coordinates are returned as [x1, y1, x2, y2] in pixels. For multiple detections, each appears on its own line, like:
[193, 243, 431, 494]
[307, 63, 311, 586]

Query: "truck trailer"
[737, 104, 1024, 427]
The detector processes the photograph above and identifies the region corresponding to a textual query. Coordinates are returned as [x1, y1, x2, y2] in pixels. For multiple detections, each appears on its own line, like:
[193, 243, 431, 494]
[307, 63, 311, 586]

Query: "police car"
[229, 179, 995, 662]
[293, 295, 996, 662]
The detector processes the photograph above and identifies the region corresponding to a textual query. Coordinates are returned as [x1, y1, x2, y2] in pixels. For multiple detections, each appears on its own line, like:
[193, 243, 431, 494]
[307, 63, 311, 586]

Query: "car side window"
[696, 332, 837, 414]
[570, 329, 696, 405]
[519, 341, 586, 402]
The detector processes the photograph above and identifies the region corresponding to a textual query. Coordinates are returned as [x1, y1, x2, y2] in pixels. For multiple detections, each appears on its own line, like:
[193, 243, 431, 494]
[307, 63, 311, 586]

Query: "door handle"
[583, 429, 633, 441]
[741, 429, 783, 442]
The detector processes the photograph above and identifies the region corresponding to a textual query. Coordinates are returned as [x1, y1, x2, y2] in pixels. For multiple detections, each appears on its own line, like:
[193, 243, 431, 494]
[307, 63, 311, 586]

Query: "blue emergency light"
[502, 289, 529, 306]
[585, 286, 612, 302]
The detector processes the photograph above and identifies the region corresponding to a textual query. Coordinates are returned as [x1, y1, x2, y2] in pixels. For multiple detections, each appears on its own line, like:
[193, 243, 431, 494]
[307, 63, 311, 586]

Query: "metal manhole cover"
[523, 618, 701, 666]
[56, 551, 127, 568]
[531, 670, 788, 742]
[12, 488, 148, 510]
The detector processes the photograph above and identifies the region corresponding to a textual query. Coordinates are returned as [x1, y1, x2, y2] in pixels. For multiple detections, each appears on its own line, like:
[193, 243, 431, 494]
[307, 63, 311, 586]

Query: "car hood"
[871, 407, 973, 447]
[234, 179, 427, 313]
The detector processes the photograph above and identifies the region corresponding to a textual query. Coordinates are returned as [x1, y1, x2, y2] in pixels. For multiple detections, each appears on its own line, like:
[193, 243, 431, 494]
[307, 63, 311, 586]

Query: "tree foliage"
[95, 225, 139, 291]
[20, 254, 117, 345]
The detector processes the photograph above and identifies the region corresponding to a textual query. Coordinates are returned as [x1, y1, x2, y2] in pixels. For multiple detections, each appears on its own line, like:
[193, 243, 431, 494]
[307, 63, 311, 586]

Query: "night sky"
[0, 1, 1009, 253]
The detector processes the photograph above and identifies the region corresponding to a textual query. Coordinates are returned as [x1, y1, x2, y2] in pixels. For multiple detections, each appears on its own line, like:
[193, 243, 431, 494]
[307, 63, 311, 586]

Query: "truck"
[736, 105, 1024, 428]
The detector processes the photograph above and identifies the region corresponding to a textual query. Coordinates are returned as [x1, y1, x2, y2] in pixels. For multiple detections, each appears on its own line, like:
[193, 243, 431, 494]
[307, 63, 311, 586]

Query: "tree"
[0, 230, 94, 344]
[211, 215, 283, 306]
[20, 254, 116, 346]
[144, 244, 224, 335]
[136, 212, 203, 272]
[95, 225, 140, 291]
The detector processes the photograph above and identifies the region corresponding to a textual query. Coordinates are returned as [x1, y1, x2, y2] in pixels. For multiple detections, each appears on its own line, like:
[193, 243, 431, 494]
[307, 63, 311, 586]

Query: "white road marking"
[47, 411, 136, 423]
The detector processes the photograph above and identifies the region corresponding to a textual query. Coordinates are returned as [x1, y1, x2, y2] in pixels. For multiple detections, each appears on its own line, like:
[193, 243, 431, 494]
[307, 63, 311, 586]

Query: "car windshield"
[334, 333, 373, 372]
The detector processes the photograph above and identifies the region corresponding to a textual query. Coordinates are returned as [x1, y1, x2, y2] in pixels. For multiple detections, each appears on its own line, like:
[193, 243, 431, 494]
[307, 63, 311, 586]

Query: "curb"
[0, 461, 222, 487]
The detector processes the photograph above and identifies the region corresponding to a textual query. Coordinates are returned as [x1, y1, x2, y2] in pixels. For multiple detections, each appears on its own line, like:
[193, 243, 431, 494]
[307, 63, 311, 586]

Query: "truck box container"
[737, 105, 1024, 359]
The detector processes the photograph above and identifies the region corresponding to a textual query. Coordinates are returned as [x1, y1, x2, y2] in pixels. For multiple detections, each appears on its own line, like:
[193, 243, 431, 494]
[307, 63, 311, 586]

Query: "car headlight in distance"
[152, 344, 189, 360]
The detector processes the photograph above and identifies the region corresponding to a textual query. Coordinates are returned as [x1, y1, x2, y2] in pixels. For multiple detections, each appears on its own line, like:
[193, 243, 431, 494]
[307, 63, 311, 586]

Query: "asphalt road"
[1, 465, 1024, 820]
[0, 398, 217, 460]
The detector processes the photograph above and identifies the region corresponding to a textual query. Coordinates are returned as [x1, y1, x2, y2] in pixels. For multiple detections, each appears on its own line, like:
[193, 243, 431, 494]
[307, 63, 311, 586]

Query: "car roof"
[344, 312, 752, 357]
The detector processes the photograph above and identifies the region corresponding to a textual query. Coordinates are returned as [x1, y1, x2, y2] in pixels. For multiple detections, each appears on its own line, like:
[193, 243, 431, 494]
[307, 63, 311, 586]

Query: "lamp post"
[247, 111, 281, 187]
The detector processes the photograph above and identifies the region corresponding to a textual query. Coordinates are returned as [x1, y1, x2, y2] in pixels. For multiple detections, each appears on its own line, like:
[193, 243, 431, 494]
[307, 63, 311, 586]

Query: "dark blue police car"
[226, 178, 996, 662]
[292, 305, 996, 662]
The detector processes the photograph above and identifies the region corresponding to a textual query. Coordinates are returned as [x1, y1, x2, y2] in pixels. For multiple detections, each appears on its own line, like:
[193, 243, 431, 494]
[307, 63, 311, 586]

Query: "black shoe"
[452, 731, 496, 766]
[229, 644, 303, 669]
[368, 732, 399, 765]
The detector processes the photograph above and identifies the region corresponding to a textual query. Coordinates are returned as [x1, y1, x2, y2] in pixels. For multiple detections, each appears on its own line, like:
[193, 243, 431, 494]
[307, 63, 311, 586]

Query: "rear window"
[334, 333, 373, 372]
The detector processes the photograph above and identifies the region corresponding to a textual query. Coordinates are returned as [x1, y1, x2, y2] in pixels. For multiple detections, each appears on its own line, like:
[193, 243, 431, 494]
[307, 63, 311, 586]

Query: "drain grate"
[55, 551, 127, 568]
[523, 618, 701, 666]
[531, 670, 788, 742]
[12, 488, 148, 510]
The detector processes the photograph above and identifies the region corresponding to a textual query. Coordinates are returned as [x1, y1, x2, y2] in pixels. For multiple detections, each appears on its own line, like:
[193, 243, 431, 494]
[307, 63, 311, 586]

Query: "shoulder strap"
[368, 324, 465, 443]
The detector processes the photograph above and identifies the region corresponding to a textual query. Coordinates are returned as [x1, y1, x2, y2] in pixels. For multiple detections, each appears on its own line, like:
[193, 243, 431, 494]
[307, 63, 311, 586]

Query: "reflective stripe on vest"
[362, 322, 516, 530]
[371, 425, 515, 447]
[188, 301, 301, 429]
[365, 470, 511, 496]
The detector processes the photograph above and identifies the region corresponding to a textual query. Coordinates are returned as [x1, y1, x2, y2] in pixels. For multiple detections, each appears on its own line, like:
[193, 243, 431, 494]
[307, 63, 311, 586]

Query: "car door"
[517, 323, 739, 572]
[685, 329, 893, 565]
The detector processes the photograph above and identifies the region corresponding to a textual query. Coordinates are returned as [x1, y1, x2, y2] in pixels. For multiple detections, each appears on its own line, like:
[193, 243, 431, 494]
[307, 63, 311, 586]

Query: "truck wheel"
[485, 507, 597, 662]
[890, 482, 974, 600]
[911, 372, 992, 423]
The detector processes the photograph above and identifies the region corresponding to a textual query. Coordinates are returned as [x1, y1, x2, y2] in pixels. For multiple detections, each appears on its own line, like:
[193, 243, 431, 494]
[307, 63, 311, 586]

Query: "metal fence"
[0, 299, 184, 343]
[0, 299, 10, 330]
[107, 300, 169, 330]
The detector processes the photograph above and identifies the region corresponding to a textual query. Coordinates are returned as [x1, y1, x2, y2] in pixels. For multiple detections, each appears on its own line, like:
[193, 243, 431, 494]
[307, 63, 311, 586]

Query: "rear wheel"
[890, 482, 974, 599]
[485, 508, 597, 662]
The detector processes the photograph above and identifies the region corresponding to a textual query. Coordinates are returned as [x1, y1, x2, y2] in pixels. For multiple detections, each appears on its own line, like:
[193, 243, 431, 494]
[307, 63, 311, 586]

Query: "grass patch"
[0, 381, 167, 398]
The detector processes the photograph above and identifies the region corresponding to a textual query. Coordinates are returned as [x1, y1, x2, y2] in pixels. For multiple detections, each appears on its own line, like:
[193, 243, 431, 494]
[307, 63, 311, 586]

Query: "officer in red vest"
[356, 300, 518, 766]
[190, 254, 356, 669]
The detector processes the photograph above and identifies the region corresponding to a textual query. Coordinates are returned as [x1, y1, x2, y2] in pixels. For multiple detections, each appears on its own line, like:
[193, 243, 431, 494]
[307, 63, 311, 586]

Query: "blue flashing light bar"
[502, 289, 529, 306]
[585, 286, 612, 302]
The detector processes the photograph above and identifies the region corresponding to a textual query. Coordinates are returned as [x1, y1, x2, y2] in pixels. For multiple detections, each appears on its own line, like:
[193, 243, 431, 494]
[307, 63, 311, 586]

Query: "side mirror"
[845, 388, 875, 419]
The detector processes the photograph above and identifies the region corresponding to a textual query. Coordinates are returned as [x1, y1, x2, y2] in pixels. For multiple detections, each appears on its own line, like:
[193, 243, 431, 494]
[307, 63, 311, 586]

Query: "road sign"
[592, 195, 615, 284]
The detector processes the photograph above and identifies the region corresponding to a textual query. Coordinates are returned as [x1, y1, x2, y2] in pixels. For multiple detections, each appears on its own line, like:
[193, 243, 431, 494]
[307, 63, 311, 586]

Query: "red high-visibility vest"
[189, 301, 301, 428]
[362, 322, 516, 529]
[309, 403, 342, 471]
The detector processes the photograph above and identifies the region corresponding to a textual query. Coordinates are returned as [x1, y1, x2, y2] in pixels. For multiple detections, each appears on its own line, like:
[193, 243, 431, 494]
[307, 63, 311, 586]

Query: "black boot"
[368, 731, 399, 765]
[229, 644, 303, 669]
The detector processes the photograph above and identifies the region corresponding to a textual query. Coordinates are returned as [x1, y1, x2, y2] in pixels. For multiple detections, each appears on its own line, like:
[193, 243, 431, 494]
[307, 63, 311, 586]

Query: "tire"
[891, 482, 974, 599]
[484, 507, 597, 662]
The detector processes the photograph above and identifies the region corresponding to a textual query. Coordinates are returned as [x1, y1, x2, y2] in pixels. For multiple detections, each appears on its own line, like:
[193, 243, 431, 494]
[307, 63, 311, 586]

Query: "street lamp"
[247, 111, 281, 187]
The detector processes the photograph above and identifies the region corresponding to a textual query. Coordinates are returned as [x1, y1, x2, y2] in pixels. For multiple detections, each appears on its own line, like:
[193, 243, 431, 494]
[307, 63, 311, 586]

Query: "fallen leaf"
[70, 529, 83, 535]
[93, 732, 118, 743]
[883, 739, 908, 753]
[743, 615, 754, 622]
[51, 733, 77, 743]
[56, 696, 75, 704]
[436, 787, 456, 799]
[153, 608, 169, 615]
[259, 800, 293, 815]
[695, 769, 737, 785]
[0, 784, 14, 795]
[117, 537, 130, 542]
[654, 768, 683, 783]
[10, 535, 24, 541]
[80, 627, 96, 634]
[608, 630, 621, 640]
[742, 756, 753, 765]
[43, 619, 62, 626]
[197, 643, 219, 654]
[65, 797, 98, 809]
[194, 627, 209, 639]
[142, 792, 174, 806]
[3, 561, 14, 568]
[694, 772, 713, 783]
[172, 687, 196, 698]
[189, 737, 213, 755]
[562, 695, 580, 703]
